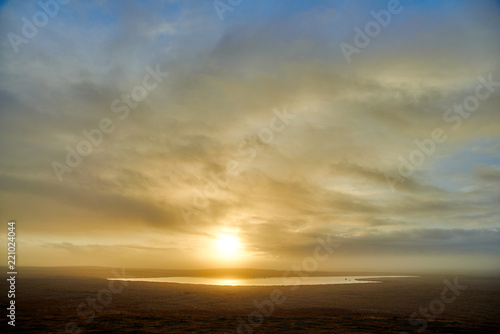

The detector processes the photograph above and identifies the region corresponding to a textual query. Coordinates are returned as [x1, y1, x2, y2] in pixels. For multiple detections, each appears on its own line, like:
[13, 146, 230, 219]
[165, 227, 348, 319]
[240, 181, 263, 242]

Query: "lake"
[108, 275, 415, 286]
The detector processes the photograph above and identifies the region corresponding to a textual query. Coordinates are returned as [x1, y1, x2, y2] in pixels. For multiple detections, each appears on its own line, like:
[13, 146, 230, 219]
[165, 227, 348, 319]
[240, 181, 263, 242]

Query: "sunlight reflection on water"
[108, 276, 415, 286]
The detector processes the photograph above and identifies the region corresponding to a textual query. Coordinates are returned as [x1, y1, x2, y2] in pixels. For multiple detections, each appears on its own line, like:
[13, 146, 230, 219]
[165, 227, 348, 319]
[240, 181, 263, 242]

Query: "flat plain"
[1, 267, 499, 333]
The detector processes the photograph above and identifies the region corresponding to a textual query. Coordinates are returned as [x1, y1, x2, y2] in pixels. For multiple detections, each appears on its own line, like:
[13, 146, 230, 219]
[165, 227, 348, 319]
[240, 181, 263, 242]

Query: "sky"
[0, 0, 499, 273]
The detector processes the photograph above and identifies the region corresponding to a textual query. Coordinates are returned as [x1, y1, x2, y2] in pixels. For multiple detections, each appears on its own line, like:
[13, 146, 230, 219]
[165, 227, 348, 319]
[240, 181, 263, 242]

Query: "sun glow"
[216, 234, 242, 256]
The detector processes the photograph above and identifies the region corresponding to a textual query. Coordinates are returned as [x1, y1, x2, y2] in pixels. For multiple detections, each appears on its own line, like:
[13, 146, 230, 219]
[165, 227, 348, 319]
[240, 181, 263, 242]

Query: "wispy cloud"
[0, 0, 499, 272]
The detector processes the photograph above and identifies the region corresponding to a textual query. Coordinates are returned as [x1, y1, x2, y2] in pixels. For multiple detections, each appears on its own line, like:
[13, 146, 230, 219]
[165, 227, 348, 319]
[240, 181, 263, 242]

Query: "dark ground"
[1, 267, 499, 333]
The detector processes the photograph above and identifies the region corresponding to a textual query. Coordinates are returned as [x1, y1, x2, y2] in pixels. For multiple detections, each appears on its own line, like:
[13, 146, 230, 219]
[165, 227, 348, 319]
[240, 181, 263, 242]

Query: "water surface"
[108, 275, 414, 286]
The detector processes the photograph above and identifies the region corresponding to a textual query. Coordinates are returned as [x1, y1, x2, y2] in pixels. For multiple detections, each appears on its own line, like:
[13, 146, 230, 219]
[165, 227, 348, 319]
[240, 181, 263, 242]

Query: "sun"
[216, 234, 242, 255]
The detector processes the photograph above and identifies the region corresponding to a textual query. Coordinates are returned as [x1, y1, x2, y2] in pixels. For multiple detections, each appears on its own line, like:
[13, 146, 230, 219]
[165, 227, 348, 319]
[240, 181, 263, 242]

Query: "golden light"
[216, 234, 242, 255]
[222, 279, 238, 286]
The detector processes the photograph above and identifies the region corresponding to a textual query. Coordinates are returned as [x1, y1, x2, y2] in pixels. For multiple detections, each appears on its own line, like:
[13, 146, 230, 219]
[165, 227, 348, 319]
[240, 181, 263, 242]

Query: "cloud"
[0, 0, 499, 271]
